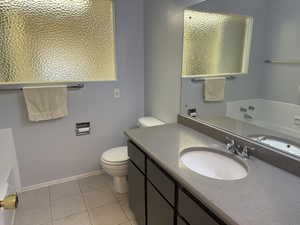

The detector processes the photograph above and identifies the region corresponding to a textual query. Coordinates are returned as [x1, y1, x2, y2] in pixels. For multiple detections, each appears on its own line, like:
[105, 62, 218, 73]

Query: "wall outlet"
[114, 88, 120, 98]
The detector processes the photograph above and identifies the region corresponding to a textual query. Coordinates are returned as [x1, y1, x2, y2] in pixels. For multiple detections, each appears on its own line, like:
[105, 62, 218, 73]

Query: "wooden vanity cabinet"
[178, 189, 221, 225]
[127, 141, 227, 225]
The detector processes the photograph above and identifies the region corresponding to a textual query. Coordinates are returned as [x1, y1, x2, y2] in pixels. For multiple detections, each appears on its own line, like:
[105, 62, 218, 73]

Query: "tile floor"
[15, 174, 137, 225]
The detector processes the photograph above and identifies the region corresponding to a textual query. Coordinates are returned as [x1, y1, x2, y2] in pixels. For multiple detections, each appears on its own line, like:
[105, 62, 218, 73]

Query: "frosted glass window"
[182, 10, 253, 77]
[0, 0, 116, 84]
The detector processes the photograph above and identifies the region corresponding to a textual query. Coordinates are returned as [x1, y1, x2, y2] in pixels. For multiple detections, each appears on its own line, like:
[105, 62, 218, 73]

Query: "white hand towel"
[23, 86, 68, 122]
[204, 77, 226, 102]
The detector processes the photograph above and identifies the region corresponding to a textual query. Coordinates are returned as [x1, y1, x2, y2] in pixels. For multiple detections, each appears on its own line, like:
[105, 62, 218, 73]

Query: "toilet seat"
[101, 146, 129, 165]
[101, 158, 128, 166]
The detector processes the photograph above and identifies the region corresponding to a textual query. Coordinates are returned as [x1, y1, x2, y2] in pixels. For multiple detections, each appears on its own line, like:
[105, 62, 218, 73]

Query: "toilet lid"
[102, 146, 129, 163]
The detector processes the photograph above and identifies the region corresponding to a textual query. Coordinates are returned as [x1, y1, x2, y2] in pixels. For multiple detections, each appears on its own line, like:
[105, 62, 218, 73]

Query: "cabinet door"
[128, 161, 146, 225]
[147, 181, 174, 225]
[177, 216, 188, 225]
[128, 141, 146, 173]
[178, 189, 221, 225]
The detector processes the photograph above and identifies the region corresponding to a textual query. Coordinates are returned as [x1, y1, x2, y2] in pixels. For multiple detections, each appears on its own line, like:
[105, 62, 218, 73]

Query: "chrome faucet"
[248, 105, 255, 111]
[237, 146, 251, 159]
[225, 137, 237, 154]
[225, 137, 253, 159]
[244, 113, 253, 120]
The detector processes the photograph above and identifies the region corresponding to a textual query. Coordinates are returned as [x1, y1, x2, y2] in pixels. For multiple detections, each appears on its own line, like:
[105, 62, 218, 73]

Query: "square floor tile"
[19, 187, 50, 209]
[14, 205, 51, 225]
[89, 203, 128, 225]
[83, 186, 117, 209]
[51, 195, 86, 220]
[50, 181, 81, 201]
[53, 212, 91, 225]
[78, 175, 112, 193]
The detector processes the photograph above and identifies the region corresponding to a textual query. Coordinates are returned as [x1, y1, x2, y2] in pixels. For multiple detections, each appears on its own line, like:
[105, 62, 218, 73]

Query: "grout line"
[82, 179, 95, 225]
[52, 209, 89, 222]
[119, 200, 133, 221]
[48, 186, 54, 225]
[86, 207, 94, 225]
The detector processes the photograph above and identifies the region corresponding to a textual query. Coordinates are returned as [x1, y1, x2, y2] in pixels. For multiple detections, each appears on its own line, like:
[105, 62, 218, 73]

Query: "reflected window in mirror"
[182, 10, 253, 77]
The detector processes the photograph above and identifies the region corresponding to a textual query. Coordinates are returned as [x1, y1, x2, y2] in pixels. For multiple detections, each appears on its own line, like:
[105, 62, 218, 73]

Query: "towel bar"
[264, 59, 300, 64]
[0, 83, 84, 91]
[191, 76, 236, 83]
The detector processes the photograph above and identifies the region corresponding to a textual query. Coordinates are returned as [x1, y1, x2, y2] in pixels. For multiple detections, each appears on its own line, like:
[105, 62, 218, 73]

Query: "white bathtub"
[226, 99, 300, 139]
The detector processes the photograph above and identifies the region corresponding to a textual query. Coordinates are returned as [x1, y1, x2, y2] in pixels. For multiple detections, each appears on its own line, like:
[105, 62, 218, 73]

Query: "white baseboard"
[22, 170, 103, 192]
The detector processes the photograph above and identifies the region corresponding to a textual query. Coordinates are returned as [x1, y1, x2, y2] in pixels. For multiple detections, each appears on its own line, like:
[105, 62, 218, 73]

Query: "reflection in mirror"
[180, 0, 300, 159]
[182, 10, 253, 77]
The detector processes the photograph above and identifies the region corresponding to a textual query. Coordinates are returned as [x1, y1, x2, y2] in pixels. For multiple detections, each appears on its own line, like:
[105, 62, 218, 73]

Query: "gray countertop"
[125, 123, 300, 225]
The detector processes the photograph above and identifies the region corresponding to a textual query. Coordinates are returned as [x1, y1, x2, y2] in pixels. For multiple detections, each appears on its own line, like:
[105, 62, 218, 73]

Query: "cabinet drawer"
[147, 181, 174, 225]
[178, 189, 221, 225]
[128, 141, 146, 173]
[147, 159, 176, 206]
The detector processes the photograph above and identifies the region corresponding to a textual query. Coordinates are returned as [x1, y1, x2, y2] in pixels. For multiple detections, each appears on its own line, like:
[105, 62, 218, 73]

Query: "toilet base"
[113, 176, 128, 193]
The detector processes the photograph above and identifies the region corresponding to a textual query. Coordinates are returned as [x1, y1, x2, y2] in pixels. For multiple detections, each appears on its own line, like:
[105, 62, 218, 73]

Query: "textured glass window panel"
[182, 10, 252, 77]
[0, 0, 116, 84]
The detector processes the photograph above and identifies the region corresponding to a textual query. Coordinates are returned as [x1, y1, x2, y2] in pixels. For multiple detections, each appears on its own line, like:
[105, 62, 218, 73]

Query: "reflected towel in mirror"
[204, 77, 225, 102]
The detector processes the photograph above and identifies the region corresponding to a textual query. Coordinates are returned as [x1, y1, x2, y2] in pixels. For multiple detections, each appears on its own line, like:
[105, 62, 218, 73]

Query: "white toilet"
[100, 117, 165, 193]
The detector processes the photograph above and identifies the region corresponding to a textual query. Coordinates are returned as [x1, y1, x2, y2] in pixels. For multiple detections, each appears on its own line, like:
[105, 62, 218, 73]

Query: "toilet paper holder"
[76, 122, 91, 136]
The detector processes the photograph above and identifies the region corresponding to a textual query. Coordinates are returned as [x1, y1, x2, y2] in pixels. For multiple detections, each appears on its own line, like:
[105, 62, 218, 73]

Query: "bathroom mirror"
[182, 10, 253, 77]
[180, 0, 300, 159]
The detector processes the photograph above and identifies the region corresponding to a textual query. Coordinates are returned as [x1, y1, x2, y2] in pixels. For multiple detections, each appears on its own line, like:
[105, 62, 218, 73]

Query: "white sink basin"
[180, 148, 248, 180]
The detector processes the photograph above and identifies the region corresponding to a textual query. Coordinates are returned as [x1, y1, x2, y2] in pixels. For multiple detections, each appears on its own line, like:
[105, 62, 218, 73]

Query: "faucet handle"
[241, 146, 249, 159]
[241, 146, 255, 159]
[225, 137, 235, 152]
[240, 107, 247, 112]
[225, 137, 235, 145]
[248, 105, 255, 111]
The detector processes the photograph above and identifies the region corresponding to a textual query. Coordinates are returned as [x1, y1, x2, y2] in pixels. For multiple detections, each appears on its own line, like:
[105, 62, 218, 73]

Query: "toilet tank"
[137, 117, 165, 128]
